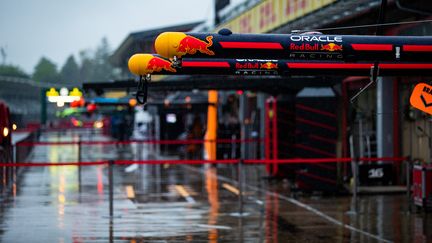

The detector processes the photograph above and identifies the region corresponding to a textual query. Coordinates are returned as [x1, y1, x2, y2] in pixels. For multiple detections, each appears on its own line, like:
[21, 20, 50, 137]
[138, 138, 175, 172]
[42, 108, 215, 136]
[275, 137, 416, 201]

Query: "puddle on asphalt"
[1, 132, 432, 242]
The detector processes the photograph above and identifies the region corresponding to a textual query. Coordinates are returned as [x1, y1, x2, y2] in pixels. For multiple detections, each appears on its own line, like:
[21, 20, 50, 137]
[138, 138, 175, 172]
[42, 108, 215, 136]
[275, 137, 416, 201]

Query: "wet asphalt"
[1, 130, 432, 243]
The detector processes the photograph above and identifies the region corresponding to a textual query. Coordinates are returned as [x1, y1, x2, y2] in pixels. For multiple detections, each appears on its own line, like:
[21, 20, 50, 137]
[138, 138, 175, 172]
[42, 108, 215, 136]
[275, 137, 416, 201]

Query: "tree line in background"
[0, 37, 118, 84]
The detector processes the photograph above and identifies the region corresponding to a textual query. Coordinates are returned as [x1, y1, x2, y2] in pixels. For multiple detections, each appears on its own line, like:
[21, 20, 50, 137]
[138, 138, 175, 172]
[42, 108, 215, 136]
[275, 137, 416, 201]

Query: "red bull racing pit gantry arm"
[129, 30, 432, 104]
[128, 54, 432, 77]
[154, 30, 432, 62]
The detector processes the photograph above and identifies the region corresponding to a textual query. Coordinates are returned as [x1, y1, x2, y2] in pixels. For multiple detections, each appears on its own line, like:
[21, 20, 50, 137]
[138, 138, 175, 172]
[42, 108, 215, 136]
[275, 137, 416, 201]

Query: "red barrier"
[115, 159, 238, 165]
[2, 157, 409, 167]
[16, 141, 78, 146]
[245, 157, 408, 164]
[358, 157, 407, 162]
[245, 158, 352, 164]
[1, 161, 107, 167]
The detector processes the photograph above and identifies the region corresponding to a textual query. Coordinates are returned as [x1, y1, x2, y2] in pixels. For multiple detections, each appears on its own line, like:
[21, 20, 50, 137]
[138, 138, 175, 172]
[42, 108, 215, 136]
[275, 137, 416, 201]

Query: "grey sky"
[0, 0, 213, 73]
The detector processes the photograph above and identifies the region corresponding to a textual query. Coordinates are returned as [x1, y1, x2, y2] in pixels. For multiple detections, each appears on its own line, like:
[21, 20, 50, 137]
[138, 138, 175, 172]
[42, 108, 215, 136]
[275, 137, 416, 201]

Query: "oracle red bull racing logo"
[288, 35, 344, 60]
[290, 35, 343, 43]
[235, 61, 278, 70]
[321, 43, 343, 52]
[234, 59, 279, 75]
[177, 35, 215, 57]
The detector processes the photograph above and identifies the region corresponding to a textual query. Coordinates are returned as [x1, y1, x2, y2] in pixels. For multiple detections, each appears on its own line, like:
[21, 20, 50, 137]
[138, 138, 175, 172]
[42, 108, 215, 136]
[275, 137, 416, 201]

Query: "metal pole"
[238, 212, 244, 242]
[349, 135, 358, 214]
[139, 141, 143, 161]
[429, 120, 432, 163]
[109, 156, 114, 243]
[406, 158, 412, 212]
[13, 144, 16, 164]
[109, 219, 113, 243]
[13, 144, 17, 186]
[40, 88, 47, 126]
[109, 160, 114, 219]
[353, 158, 358, 210]
[7, 146, 10, 188]
[359, 117, 364, 159]
[231, 134, 236, 159]
[238, 159, 243, 216]
[422, 167, 426, 208]
[78, 135, 82, 193]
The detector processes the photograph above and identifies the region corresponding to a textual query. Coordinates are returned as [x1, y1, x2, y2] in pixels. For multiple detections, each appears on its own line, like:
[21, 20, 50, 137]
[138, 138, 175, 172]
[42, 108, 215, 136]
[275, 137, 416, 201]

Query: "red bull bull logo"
[321, 43, 343, 52]
[155, 32, 215, 59]
[147, 56, 176, 73]
[177, 35, 215, 57]
[128, 54, 176, 76]
[260, 62, 278, 70]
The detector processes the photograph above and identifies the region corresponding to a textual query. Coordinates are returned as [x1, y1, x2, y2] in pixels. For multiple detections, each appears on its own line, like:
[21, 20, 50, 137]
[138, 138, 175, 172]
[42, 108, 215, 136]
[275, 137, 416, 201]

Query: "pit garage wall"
[401, 80, 432, 164]
[214, 0, 432, 171]
[342, 22, 432, 173]
[398, 23, 432, 165]
[342, 22, 432, 184]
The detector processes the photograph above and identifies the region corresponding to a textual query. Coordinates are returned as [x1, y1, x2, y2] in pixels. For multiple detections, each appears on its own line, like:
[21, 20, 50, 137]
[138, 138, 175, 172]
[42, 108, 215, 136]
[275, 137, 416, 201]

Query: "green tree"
[78, 50, 95, 83]
[60, 55, 80, 83]
[78, 37, 118, 82]
[32, 57, 60, 83]
[92, 37, 113, 81]
[0, 64, 29, 78]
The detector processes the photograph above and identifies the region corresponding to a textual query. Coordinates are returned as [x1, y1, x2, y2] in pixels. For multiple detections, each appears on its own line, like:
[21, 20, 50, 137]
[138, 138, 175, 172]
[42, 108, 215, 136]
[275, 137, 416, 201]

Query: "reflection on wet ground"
[1, 131, 432, 242]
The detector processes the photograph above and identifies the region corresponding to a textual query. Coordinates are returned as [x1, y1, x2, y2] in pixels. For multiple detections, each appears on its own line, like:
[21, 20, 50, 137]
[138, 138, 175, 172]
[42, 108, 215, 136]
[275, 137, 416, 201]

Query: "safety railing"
[0, 129, 40, 193]
[0, 154, 411, 218]
[15, 138, 262, 146]
[8, 135, 412, 212]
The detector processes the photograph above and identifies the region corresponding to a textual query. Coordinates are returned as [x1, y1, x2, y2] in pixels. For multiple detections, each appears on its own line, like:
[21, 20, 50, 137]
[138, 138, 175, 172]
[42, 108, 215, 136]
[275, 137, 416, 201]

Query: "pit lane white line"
[222, 183, 263, 206]
[174, 185, 196, 204]
[184, 165, 393, 243]
[196, 224, 232, 230]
